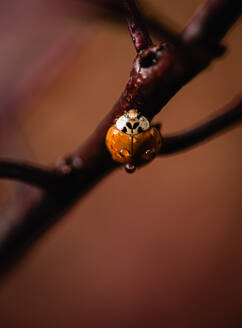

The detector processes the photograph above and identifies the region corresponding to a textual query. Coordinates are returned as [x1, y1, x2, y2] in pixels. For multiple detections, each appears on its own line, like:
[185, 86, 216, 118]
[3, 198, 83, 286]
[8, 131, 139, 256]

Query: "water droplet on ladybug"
[143, 148, 156, 161]
[125, 163, 136, 174]
[120, 149, 130, 158]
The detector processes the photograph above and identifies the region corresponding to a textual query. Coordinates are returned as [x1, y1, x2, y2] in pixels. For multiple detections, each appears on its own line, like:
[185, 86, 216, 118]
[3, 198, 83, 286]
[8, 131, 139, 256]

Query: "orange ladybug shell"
[105, 125, 162, 166]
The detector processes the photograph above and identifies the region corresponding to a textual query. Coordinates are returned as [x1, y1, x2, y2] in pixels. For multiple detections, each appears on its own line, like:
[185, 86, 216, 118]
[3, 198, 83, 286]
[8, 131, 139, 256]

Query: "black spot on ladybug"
[126, 122, 132, 129]
[133, 122, 139, 129]
[122, 127, 127, 133]
[138, 127, 143, 133]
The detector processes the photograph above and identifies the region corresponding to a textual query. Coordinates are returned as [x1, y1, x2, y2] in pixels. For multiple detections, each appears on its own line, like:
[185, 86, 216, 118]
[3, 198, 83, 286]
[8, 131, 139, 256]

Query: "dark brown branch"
[0, 0, 241, 279]
[123, 0, 152, 52]
[0, 160, 63, 189]
[0, 162, 115, 279]
[182, 0, 242, 46]
[160, 98, 242, 155]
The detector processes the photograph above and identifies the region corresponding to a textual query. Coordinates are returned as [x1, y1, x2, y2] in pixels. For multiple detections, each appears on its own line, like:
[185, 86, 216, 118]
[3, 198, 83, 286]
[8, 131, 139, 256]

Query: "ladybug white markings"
[115, 109, 150, 135]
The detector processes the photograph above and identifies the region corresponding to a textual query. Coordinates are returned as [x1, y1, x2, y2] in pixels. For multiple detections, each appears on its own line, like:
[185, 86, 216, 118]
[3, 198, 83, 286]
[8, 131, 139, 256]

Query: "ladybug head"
[126, 109, 139, 119]
[115, 109, 150, 135]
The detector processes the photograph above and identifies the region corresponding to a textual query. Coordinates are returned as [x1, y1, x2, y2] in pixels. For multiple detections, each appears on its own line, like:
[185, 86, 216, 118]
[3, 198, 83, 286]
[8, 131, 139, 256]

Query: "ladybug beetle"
[105, 109, 162, 173]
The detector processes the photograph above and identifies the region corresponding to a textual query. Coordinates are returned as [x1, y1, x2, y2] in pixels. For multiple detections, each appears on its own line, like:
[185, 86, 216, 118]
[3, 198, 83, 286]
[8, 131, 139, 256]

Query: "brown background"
[0, 1, 241, 327]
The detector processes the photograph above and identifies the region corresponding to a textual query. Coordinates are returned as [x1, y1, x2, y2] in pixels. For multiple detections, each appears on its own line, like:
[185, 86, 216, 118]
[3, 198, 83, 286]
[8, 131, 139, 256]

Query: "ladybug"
[105, 109, 162, 173]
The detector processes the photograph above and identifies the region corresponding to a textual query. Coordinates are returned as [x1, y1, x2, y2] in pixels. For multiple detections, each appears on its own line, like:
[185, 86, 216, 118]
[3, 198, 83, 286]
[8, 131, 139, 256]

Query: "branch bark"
[123, 0, 152, 52]
[0, 160, 62, 189]
[0, 0, 241, 279]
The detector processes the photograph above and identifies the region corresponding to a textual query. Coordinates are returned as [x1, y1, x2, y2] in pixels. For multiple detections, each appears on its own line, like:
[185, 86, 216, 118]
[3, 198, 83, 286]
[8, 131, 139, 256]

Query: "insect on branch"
[0, 0, 241, 279]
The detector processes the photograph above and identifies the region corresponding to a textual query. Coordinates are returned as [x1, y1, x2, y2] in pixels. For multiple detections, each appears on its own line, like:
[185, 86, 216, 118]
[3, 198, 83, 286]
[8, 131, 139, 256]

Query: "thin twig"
[160, 98, 242, 155]
[89, 0, 180, 45]
[123, 0, 152, 52]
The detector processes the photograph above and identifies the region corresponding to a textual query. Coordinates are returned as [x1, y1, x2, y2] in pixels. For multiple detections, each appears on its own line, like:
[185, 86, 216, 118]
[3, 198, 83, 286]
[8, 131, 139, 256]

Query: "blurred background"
[0, 0, 241, 327]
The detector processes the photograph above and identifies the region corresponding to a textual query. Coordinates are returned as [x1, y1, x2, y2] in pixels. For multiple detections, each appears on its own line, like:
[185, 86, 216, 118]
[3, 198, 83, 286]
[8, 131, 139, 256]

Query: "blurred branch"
[160, 98, 242, 155]
[0, 160, 62, 189]
[0, 0, 241, 279]
[182, 0, 242, 46]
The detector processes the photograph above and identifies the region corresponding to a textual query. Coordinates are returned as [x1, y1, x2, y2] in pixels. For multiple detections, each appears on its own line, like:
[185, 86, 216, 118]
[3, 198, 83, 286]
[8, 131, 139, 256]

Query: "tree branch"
[90, 0, 180, 46]
[0, 0, 241, 279]
[160, 98, 242, 155]
[0, 160, 63, 189]
[123, 0, 153, 52]
[182, 0, 242, 46]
